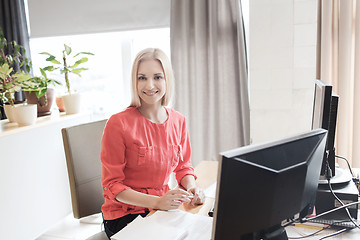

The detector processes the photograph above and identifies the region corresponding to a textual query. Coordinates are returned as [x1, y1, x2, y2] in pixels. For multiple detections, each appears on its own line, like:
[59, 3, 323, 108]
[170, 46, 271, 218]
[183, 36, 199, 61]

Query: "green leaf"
[52, 79, 62, 85]
[42, 66, 56, 71]
[46, 56, 56, 61]
[77, 57, 89, 64]
[0, 63, 13, 76]
[50, 59, 61, 64]
[51, 59, 61, 64]
[39, 52, 53, 56]
[13, 73, 31, 82]
[73, 52, 94, 57]
[13, 85, 22, 91]
[45, 55, 61, 64]
[37, 88, 47, 98]
[71, 68, 88, 73]
[40, 68, 47, 78]
[70, 57, 89, 69]
[64, 44, 72, 55]
[15, 45, 21, 53]
[70, 69, 83, 76]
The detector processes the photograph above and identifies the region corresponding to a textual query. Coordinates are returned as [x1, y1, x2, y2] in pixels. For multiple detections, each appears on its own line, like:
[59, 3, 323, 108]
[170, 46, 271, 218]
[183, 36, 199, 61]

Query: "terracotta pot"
[56, 96, 65, 112]
[24, 88, 55, 116]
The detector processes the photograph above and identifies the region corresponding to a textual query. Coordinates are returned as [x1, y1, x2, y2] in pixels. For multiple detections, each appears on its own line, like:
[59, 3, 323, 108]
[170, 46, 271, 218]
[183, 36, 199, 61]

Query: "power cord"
[318, 228, 351, 240]
[287, 201, 360, 240]
[287, 225, 330, 239]
[327, 179, 360, 229]
[304, 201, 360, 221]
[335, 155, 360, 192]
[288, 157, 360, 239]
[323, 159, 360, 230]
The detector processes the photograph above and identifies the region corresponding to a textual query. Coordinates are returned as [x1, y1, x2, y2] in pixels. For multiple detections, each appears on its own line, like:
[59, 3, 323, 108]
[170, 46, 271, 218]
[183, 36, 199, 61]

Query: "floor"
[36, 213, 104, 240]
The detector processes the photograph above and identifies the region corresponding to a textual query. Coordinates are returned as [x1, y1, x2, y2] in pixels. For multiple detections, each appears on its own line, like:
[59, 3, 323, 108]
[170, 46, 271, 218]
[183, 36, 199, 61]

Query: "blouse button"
[104, 187, 108, 190]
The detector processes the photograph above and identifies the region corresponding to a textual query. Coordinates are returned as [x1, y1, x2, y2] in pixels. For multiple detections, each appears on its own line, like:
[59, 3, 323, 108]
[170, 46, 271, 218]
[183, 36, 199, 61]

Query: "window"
[30, 28, 170, 118]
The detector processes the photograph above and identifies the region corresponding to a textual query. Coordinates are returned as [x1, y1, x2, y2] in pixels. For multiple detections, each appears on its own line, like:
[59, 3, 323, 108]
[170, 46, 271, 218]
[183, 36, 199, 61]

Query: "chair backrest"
[62, 119, 107, 219]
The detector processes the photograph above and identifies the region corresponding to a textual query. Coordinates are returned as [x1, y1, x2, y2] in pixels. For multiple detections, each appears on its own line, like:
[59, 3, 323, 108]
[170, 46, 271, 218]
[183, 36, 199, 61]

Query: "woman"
[101, 48, 205, 238]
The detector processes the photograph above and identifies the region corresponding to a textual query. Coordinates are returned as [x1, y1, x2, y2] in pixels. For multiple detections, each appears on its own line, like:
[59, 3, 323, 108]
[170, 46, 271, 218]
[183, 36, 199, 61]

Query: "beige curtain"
[317, 0, 360, 168]
[170, 0, 250, 167]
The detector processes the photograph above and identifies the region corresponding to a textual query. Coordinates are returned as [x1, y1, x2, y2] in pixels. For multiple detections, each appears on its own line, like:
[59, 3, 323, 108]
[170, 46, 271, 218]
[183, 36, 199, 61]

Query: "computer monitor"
[212, 129, 328, 240]
[311, 80, 339, 179]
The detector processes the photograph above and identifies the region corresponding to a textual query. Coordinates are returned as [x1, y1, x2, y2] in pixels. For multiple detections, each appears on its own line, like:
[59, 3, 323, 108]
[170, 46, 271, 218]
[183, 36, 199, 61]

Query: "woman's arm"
[116, 188, 193, 210]
[180, 175, 205, 205]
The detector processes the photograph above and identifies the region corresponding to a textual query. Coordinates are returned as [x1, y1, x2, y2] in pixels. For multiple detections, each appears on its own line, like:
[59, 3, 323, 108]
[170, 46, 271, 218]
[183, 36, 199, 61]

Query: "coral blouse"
[101, 107, 197, 220]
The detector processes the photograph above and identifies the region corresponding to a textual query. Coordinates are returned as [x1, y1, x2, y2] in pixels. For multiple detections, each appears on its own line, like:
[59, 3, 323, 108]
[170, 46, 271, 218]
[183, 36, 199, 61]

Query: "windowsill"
[0, 110, 92, 137]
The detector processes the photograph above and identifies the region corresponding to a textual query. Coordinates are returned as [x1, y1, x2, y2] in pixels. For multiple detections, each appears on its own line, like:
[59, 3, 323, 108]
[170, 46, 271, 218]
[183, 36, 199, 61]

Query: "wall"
[0, 113, 93, 239]
[249, 0, 318, 144]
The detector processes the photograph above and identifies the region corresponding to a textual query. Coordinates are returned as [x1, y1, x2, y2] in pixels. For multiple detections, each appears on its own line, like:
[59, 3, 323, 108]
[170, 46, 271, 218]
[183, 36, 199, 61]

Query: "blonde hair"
[130, 48, 174, 107]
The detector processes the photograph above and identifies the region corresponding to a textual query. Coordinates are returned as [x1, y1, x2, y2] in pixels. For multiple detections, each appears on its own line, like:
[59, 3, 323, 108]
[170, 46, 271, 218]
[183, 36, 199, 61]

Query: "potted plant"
[23, 67, 61, 116]
[0, 63, 33, 122]
[40, 44, 94, 114]
[0, 28, 33, 123]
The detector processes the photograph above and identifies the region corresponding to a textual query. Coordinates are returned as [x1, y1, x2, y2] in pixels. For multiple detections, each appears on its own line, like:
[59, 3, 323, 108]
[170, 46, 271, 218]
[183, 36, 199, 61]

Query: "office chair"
[62, 119, 108, 240]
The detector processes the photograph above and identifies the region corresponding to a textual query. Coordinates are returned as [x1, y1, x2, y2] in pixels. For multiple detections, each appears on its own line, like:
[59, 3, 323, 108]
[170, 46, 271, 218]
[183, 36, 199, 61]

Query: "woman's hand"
[187, 186, 205, 206]
[155, 189, 193, 210]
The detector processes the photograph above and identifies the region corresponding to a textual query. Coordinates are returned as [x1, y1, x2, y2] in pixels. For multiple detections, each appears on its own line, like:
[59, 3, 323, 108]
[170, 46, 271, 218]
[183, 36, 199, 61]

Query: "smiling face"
[136, 59, 166, 107]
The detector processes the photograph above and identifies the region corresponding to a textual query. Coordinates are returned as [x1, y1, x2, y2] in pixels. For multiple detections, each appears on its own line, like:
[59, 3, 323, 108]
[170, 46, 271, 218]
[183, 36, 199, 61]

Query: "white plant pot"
[13, 104, 38, 126]
[4, 104, 17, 123]
[62, 93, 82, 114]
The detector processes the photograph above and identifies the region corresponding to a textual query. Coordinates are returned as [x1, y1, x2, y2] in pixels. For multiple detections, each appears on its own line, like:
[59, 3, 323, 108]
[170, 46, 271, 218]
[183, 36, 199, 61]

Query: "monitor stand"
[261, 225, 288, 240]
[244, 225, 288, 240]
[318, 167, 352, 186]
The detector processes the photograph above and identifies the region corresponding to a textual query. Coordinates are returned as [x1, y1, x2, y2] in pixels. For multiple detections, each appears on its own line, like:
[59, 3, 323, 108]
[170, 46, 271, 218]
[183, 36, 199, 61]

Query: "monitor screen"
[311, 79, 339, 178]
[312, 80, 332, 130]
[212, 129, 327, 240]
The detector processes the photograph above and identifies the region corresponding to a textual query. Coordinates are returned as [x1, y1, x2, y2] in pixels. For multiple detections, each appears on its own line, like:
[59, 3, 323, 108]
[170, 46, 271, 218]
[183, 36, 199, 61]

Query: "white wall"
[249, 0, 318, 144]
[0, 114, 93, 240]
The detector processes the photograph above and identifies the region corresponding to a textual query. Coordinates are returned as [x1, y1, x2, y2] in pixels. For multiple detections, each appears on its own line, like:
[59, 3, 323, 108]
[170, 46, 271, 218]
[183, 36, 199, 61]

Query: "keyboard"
[308, 218, 359, 229]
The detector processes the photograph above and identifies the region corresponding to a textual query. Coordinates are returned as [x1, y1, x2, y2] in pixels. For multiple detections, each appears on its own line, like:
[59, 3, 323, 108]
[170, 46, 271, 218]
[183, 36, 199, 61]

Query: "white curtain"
[170, 0, 250, 166]
[317, 0, 360, 168]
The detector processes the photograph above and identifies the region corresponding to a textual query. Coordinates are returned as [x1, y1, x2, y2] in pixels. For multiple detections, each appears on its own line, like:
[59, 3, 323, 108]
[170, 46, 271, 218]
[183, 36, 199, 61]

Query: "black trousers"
[103, 211, 149, 239]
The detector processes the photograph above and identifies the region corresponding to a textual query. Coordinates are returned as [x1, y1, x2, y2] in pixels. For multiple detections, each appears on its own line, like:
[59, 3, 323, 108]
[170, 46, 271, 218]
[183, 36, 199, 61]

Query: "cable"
[287, 226, 330, 239]
[335, 155, 355, 177]
[304, 201, 360, 222]
[327, 179, 360, 229]
[318, 228, 350, 240]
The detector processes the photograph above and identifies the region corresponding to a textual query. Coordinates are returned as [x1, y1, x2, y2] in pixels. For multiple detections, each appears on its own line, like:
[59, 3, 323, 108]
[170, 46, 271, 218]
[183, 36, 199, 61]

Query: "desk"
[180, 160, 218, 216]
[193, 161, 360, 239]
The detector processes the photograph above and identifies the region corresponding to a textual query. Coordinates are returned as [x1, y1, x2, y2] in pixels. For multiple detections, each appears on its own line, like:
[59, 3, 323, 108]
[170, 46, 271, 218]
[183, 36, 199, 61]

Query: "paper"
[148, 210, 213, 240]
[204, 181, 217, 198]
[111, 210, 213, 240]
[111, 215, 188, 240]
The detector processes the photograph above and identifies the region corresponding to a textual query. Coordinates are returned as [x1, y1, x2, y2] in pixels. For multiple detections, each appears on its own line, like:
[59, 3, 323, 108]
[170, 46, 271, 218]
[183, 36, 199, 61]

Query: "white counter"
[0, 112, 96, 240]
